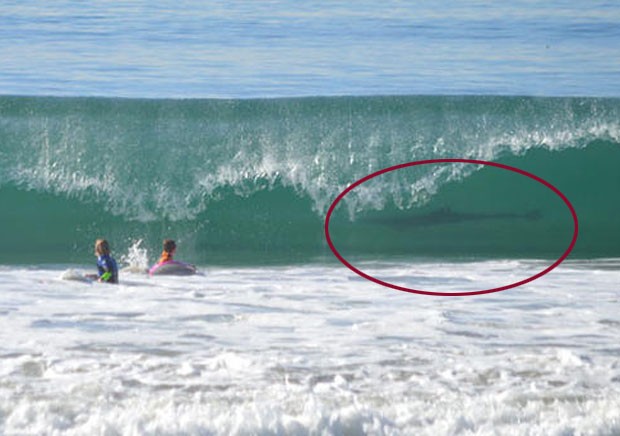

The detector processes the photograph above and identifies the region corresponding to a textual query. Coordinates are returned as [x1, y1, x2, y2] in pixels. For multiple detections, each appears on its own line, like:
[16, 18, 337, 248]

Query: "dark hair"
[162, 239, 176, 253]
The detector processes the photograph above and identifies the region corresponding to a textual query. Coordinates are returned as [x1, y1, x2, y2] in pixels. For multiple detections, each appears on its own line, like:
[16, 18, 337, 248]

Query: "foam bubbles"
[119, 239, 150, 273]
[1, 262, 619, 434]
[1, 96, 619, 222]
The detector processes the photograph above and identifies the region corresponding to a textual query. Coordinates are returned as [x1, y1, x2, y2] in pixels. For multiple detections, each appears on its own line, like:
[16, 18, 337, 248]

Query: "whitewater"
[2, 94, 619, 434]
[1, 258, 619, 435]
[2, 0, 620, 434]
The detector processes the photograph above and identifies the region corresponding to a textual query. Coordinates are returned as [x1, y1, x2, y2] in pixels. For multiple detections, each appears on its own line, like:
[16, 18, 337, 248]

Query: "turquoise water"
[2, 4, 620, 435]
[1, 95, 618, 264]
[2, 1, 619, 265]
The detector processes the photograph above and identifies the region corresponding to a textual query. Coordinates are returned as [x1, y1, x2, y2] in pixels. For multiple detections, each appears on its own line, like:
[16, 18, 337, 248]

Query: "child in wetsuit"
[94, 239, 118, 284]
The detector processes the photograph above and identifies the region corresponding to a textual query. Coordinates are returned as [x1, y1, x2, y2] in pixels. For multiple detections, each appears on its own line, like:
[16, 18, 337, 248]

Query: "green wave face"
[0, 95, 618, 264]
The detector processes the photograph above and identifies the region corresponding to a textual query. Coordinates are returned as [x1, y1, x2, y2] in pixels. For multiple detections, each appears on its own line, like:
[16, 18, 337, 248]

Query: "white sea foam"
[0, 260, 619, 434]
[3, 96, 618, 224]
[119, 239, 150, 273]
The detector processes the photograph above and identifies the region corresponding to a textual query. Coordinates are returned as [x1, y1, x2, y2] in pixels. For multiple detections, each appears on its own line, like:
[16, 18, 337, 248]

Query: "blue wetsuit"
[97, 254, 118, 284]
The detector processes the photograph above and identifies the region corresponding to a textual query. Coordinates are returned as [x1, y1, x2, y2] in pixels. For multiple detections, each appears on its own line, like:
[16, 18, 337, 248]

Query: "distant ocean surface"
[1, 0, 619, 98]
[1, 1, 620, 435]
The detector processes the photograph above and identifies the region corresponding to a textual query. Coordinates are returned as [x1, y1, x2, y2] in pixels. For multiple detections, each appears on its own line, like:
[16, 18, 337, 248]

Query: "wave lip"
[0, 95, 618, 264]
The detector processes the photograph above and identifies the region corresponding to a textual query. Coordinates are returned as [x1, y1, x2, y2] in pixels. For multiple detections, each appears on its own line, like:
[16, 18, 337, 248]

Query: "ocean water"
[1, 95, 618, 265]
[1, 260, 619, 434]
[1, 1, 620, 435]
[1, 0, 619, 98]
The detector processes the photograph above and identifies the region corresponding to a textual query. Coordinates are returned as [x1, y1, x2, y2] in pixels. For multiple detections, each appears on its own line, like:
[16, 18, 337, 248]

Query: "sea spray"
[1, 95, 619, 264]
[119, 239, 150, 273]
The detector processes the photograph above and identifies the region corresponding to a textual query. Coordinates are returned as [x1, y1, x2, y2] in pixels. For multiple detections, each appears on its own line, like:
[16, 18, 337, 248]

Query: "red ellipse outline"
[324, 159, 579, 296]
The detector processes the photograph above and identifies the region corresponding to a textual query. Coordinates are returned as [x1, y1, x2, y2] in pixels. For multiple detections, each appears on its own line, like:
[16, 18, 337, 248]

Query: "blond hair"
[95, 239, 111, 256]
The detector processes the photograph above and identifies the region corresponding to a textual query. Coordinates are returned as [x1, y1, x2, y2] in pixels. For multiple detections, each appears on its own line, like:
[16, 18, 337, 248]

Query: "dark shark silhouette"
[368, 207, 542, 228]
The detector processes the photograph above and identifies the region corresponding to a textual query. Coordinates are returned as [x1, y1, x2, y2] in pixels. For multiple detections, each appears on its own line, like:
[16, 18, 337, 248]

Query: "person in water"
[94, 239, 119, 284]
[149, 239, 196, 275]
[157, 239, 177, 264]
